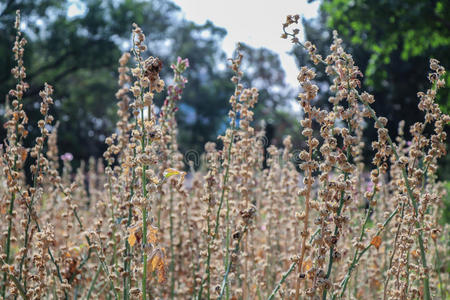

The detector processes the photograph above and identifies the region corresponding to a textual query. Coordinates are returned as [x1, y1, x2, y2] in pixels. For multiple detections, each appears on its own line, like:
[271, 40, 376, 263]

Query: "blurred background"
[0, 0, 449, 188]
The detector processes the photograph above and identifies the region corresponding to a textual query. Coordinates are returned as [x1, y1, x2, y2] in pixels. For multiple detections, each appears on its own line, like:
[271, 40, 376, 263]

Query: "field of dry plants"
[1, 11, 449, 300]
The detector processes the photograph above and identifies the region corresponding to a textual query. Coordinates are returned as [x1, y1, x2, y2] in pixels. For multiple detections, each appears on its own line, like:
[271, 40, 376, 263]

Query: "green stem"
[141, 108, 149, 300]
[71, 203, 118, 300]
[86, 264, 102, 300]
[224, 184, 231, 300]
[218, 226, 248, 300]
[383, 201, 406, 300]
[322, 169, 349, 300]
[198, 75, 239, 300]
[336, 207, 399, 299]
[3, 141, 18, 298]
[267, 262, 296, 300]
[107, 174, 118, 269]
[0, 255, 27, 299]
[142, 206, 148, 300]
[19, 206, 68, 300]
[357, 94, 431, 300]
[3, 190, 16, 296]
[124, 127, 138, 300]
[434, 239, 446, 300]
[8, 273, 28, 300]
[169, 191, 175, 299]
[214, 122, 236, 237]
[19, 130, 48, 290]
[336, 176, 380, 298]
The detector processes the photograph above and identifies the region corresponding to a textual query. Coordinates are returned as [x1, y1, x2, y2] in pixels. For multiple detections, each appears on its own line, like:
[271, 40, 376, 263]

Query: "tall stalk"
[198, 52, 242, 300]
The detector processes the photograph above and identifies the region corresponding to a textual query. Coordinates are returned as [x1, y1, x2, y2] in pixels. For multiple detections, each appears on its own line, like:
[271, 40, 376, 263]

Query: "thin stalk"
[294, 107, 314, 299]
[107, 173, 118, 268]
[18, 124, 48, 289]
[404, 251, 410, 297]
[197, 204, 212, 300]
[336, 207, 399, 298]
[322, 94, 354, 300]
[124, 124, 138, 300]
[334, 174, 380, 298]
[140, 107, 149, 300]
[183, 199, 197, 296]
[2, 32, 24, 295]
[267, 262, 296, 300]
[86, 264, 102, 300]
[2, 125, 19, 298]
[224, 183, 231, 300]
[95, 235, 119, 300]
[21, 202, 69, 300]
[71, 202, 118, 300]
[433, 239, 445, 300]
[141, 187, 148, 300]
[0, 256, 28, 300]
[198, 76, 239, 300]
[8, 272, 28, 300]
[218, 226, 248, 300]
[169, 190, 175, 299]
[214, 121, 236, 237]
[383, 201, 406, 300]
[322, 166, 350, 300]
[357, 94, 431, 299]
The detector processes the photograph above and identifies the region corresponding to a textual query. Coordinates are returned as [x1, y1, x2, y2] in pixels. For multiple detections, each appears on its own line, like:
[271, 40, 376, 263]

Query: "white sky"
[173, 0, 320, 87]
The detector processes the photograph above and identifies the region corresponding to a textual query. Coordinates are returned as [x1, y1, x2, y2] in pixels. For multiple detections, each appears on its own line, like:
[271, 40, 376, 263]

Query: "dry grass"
[0, 11, 448, 300]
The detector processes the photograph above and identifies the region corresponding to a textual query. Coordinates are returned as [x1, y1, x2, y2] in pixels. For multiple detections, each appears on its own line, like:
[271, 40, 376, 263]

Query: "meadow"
[0, 11, 448, 300]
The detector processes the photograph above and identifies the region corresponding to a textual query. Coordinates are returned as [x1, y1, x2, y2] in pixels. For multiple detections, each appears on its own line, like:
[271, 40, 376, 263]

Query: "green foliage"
[321, 0, 450, 112]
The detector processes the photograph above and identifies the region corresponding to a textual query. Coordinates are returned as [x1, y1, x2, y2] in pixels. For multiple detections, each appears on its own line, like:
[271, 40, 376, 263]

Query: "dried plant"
[0, 10, 448, 300]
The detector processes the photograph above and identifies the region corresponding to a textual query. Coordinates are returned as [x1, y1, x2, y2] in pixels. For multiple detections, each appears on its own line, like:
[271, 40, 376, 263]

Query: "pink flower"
[61, 152, 73, 162]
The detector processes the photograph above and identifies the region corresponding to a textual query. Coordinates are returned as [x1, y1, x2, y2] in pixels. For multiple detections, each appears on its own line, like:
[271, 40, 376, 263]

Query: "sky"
[172, 0, 321, 87]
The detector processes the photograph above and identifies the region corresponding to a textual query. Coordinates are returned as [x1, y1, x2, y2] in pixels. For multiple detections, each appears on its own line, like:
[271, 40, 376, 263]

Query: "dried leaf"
[150, 254, 160, 272]
[147, 225, 159, 245]
[370, 235, 382, 249]
[303, 259, 313, 272]
[147, 248, 167, 283]
[128, 230, 137, 247]
[163, 168, 185, 179]
[19, 147, 27, 163]
[411, 249, 420, 258]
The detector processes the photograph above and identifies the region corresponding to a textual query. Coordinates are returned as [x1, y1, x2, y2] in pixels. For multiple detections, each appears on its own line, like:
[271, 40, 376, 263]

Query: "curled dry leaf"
[147, 224, 159, 245]
[127, 220, 142, 247]
[128, 230, 137, 247]
[147, 248, 167, 283]
[163, 168, 186, 179]
[370, 235, 382, 249]
[19, 147, 27, 163]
